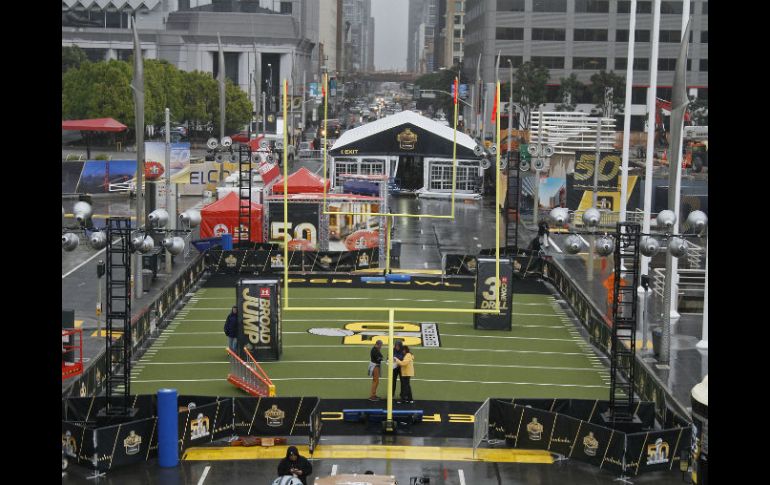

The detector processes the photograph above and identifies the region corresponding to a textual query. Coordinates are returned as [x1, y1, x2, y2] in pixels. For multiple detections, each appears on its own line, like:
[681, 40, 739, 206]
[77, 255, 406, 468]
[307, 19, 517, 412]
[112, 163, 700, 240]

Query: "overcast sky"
[372, 0, 408, 71]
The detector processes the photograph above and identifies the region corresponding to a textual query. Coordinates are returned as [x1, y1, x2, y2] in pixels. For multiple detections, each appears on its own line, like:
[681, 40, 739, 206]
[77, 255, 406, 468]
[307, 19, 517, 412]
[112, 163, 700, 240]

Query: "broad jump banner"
[237, 278, 282, 361]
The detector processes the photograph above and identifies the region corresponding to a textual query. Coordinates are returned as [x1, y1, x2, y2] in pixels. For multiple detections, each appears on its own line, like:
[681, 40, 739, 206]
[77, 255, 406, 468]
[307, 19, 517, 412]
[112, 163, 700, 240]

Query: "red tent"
[200, 192, 263, 242]
[62, 118, 128, 132]
[271, 167, 331, 194]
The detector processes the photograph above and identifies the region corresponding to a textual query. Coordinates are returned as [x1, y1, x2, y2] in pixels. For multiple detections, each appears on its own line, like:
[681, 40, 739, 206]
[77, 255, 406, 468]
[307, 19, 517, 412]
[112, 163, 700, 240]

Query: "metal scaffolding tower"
[608, 222, 642, 423]
[104, 217, 133, 416]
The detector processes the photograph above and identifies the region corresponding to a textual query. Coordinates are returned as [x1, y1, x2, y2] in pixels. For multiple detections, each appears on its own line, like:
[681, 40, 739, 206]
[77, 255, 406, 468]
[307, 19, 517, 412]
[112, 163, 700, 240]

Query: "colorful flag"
[491, 84, 499, 123]
[454, 78, 458, 105]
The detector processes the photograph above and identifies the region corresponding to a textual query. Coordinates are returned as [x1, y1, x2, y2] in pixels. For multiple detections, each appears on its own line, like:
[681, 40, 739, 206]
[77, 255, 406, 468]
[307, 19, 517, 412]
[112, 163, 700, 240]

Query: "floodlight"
[639, 236, 661, 257]
[549, 207, 569, 227]
[686, 210, 708, 234]
[582, 207, 601, 228]
[89, 231, 108, 250]
[148, 209, 169, 228]
[564, 234, 582, 254]
[657, 210, 676, 232]
[180, 210, 202, 228]
[62, 233, 79, 251]
[73, 201, 93, 225]
[668, 237, 688, 258]
[163, 236, 185, 256]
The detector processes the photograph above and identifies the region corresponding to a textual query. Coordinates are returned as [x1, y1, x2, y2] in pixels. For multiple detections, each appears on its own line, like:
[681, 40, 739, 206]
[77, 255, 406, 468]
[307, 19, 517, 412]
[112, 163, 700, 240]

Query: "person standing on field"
[394, 345, 415, 404]
[368, 340, 384, 401]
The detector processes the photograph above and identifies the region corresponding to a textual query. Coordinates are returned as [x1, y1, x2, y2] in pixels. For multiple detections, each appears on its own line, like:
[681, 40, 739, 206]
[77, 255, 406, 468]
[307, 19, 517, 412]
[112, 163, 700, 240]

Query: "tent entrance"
[395, 156, 424, 191]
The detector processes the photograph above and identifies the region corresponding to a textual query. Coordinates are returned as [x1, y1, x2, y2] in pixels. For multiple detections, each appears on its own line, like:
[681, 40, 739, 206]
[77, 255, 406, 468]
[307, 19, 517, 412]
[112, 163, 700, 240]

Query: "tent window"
[429, 161, 477, 191]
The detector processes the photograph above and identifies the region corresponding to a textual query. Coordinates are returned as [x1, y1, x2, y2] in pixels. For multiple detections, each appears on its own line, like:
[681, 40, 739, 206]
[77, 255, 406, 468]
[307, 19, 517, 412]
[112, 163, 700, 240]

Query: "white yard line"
[197, 466, 211, 485]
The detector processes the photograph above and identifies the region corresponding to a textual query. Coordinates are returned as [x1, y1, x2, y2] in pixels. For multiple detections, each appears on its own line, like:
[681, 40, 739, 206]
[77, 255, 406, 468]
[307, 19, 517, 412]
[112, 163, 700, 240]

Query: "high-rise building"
[463, 0, 707, 128]
[407, 0, 426, 72]
[437, 0, 466, 68]
[407, 0, 440, 73]
[342, 0, 374, 72]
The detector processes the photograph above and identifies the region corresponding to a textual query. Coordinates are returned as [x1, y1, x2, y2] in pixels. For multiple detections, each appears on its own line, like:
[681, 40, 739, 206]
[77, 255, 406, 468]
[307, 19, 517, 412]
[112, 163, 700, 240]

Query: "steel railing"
[226, 347, 275, 397]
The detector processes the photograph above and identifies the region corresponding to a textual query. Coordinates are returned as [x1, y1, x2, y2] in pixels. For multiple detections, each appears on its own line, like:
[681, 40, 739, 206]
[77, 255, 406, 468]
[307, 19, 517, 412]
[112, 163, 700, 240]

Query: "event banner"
[629, 428, 686, 475]
[516, 406, 556, 451]
[691, 395, 708, 484]
[233, 397, 320, 437]
[144, 142, 191, 180]
[178, 400, 233, 453]
[474, 258, 513, 330]
[267, 201, 322, 250]
[208, 248, 380, 274]
[237, 278, 282, 361]
[569, 420, 613, 467]
[94, 416, 157, 472]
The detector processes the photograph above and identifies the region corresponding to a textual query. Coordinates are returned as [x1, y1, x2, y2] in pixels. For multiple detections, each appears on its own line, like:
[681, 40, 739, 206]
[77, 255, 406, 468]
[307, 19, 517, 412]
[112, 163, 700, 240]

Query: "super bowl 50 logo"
[646, 438, 670, 465]
[308, 322, 441, 347]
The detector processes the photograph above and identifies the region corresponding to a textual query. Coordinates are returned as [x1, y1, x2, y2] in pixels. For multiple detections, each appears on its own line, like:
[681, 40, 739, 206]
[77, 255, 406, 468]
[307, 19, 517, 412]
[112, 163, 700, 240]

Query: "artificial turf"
[131, 286, 611, 401]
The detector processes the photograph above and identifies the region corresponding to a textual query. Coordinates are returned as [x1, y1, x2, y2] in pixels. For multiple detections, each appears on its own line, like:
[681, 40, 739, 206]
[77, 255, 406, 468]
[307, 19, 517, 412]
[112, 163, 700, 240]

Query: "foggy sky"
[372, 0, 408, 71]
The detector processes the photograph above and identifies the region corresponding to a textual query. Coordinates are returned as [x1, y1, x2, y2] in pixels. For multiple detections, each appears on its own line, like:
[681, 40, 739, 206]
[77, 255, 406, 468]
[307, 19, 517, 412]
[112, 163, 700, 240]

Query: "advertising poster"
[267, 201, 321, 250]
[474, 258, 513, 330]
[62, 161, 85, 193]
[76, 160, 136, 194]
[144, 142, 191, 181]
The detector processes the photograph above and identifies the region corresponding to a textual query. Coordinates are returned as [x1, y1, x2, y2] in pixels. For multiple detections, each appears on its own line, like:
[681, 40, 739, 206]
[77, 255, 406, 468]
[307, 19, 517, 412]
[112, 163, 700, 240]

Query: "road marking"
[459, 469, 466, 485]
[62, 247, 106, 279]
[549, 240, 563, 253]
[197, 465, 211, 485]
[331, 464, 338, 476]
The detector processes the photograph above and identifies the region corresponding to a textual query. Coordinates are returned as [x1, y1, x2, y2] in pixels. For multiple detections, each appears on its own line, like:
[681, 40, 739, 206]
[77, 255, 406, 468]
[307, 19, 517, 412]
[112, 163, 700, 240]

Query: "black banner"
[267, 201, 322, 250]
[691, 395, 708, 484]
[600, 430, 627, 473]
[516, 407, 556, 451]
[569, 420, 613, 467]
[178, 400, 233, 453]
[487, 399, 524, 444]
[233, 397, 319, 437]
[207, 248, 380, 274]
[474, 258, 513, 330]
[62, 421, 91, 468]
[547, 413, 580, 457]
[308, 401, 322, 455]
[94, 416, 157, 472]
[237, 278, 282, 361]
[630, 428, 686, 475]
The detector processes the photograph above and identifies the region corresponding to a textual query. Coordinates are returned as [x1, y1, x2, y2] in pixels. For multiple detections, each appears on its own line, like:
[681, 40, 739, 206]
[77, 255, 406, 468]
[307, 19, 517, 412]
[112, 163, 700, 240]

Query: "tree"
[415, 67, 459, 118]
[62, 45, 88, 74]
[512, 62, 549, 129]
[143, 59, 185, 127]
[556, 74, 585, 112]
[589, 70, 626, 116]
[62, 60, 134, 126]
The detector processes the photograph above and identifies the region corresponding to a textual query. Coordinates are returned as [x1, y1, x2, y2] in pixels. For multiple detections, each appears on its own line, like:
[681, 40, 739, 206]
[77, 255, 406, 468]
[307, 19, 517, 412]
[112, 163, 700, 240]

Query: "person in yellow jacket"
[394, 346, 415, 404]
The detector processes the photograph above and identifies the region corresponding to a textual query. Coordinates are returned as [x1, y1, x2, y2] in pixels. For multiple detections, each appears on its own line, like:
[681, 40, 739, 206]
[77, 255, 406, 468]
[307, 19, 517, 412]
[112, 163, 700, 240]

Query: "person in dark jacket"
[368, 340, 384, 401]
[277, 446, 312, 485]
[391, 340, 404, 399]
[538, 220, 550, 248]
[224, 306, 239, 353]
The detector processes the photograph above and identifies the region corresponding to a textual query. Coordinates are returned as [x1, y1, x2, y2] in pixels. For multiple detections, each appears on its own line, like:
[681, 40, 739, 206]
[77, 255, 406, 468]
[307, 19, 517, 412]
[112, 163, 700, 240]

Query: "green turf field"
[131, 286, 611, 401]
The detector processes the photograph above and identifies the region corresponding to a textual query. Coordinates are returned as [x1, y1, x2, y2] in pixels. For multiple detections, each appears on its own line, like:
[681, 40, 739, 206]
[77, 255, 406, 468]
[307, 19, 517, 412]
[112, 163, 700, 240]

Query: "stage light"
[221, 136, 233, 147]
[686, 210, 708, 234]
[549, 207, 569, 227]
[131, 235, 146, 253]
[564, 234, 582, 254]
[180, 210, 202, 228]
[206, 137, 219, 150]
[657, 210, 676, 232]
[62, 233, 79, 251]
[595, 236, 615, 256]
[163, 236, 185, 256]
[73, 201, 93, 225]
[668, 237, 688, 258]
[639, 236, 661, 257]
[148, 208, 169, 228]
[582, 207, 600, 229]
[89, 231, 108, 250]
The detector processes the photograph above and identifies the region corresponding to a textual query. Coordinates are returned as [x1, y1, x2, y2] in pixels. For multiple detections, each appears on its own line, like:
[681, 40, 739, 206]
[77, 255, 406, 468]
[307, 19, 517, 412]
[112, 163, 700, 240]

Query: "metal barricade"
[226, 347, 275, 397]
[472, 398, 491, 458]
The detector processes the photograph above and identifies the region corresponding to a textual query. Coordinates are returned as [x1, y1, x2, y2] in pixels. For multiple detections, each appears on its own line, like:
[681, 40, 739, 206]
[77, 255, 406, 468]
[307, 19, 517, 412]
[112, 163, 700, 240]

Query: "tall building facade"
[342, 0, 374, 72]
[407, 0, 440, 73]
[407, 0, 426, 72]
[463, 0, 708, 102]
[438, 0, 466, 68]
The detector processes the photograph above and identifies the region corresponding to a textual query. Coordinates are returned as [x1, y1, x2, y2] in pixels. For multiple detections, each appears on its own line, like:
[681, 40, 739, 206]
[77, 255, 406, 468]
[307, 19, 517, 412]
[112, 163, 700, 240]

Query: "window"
[618, 1, 652, 13]
[616, 29, 651, 42]
[533, 0, 567, 12]
[660, 1, 685, 14]
[574, 29, 608, 41]
[454, 42, 462, 51]
[531, 56, 565, 68]
[454, 28, 462, 38]
[280, 1, 292, 14]
[497, 0, 525, 11]
[631, 86, 647, 104]
[84, 48, 107, 62]
[572, 57, 607, 69]
[615, 58, 649, 70]
[700, 31, 708, 43]
[699, 59, 708, 71]
[360, 159, 385, 175]
[501, 55, 524, 67]
[658, 58, 692, 71]
[659, 30, 682, 43]
[532, 28, 566, 41]
[496, 27, 524, 40]
[574, 0, 610, 13]
[334, 159, 358, 186]
[430, 162, 477, 191]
